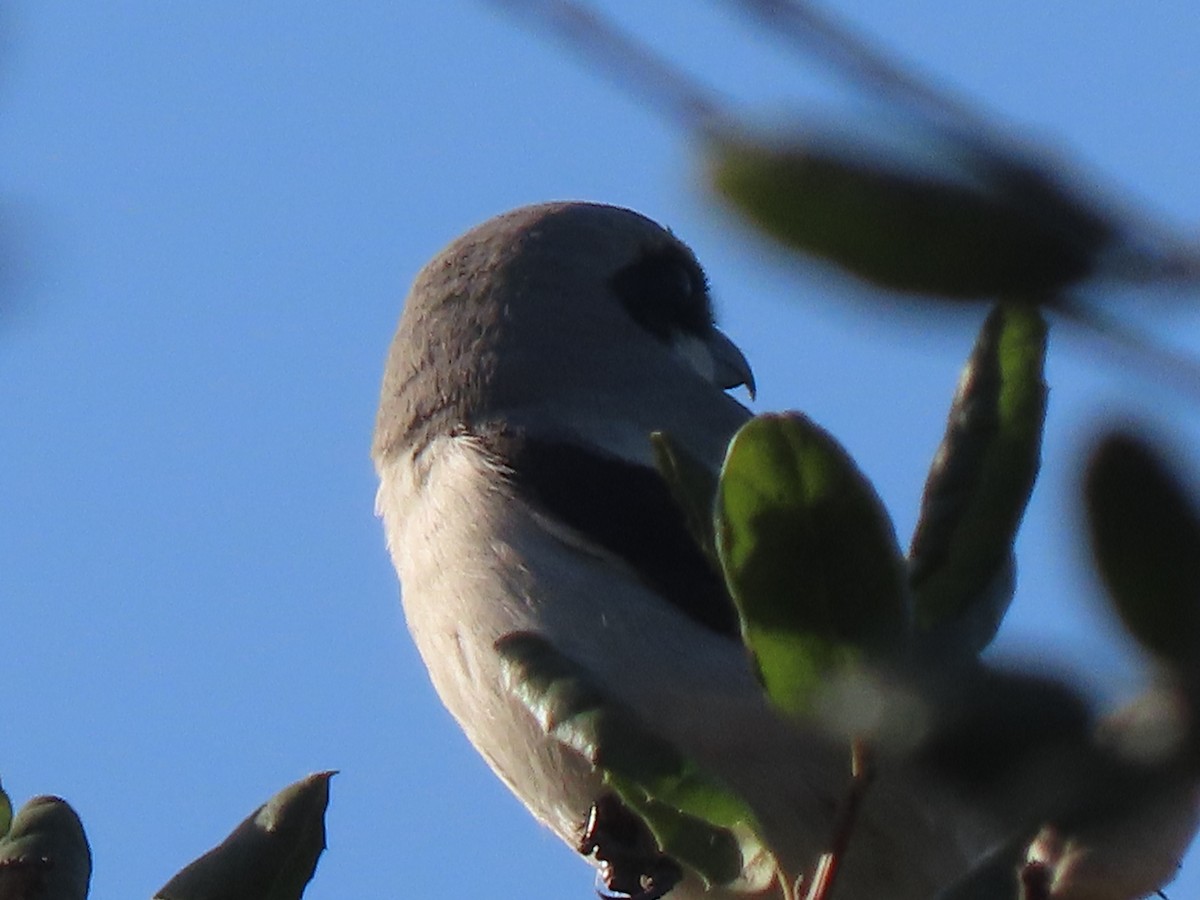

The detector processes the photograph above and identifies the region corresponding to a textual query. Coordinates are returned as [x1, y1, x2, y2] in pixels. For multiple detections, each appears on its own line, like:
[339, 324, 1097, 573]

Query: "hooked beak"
[709, 327, 757, 400]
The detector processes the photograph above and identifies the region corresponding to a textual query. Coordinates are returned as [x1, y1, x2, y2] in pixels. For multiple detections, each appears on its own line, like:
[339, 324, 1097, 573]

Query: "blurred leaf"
[0, 196, 45, 329]
[650, 430, 720, 566]
[934, 837, 1029, 900]
[819, 662, 1097, 833]
[716, 412, 908, 716]
[496, 632, 770, 888]
[1085, 430, 1200, 670]
[154, 772, 333, 900]
[909, 304, 1048, 657]
[821, 659, 1200, 896]
[908, 667, 1092, 809]
[0, 796, 91, 900]
[707, 133, 1111, 300]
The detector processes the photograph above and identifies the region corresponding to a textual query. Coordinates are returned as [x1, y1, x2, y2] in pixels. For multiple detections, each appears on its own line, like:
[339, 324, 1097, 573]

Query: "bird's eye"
[609, 243, 713, 342]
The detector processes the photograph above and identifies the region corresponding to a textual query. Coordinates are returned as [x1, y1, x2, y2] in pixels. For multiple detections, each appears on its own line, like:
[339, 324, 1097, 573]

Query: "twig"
[802, 739, 875, 900]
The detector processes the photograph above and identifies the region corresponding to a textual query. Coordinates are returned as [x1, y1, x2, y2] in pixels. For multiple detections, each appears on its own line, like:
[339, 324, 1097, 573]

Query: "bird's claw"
[579, 794, 683, 900]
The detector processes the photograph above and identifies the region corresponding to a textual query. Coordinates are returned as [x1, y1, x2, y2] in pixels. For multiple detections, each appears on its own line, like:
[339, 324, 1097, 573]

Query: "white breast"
[376, 433, 991, 899]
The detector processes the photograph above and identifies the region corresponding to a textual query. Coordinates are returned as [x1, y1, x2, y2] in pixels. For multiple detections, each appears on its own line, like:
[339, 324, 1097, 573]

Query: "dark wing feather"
[475, 426, 740, 639]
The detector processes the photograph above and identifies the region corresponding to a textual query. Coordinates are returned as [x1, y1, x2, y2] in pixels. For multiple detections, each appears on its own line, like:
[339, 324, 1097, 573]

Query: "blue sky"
[2, 3, 1199, 898]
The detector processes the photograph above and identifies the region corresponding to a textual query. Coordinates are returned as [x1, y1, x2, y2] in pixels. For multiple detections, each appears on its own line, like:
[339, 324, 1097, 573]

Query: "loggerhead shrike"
[371, 201, 993, 900]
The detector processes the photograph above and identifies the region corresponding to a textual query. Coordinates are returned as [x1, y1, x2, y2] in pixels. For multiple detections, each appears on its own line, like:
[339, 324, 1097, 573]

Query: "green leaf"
[650, 430, 720, 567]
[706, 133, 1110, 301]
[496, 632, 772, 889]
[1085, 430, 1200, 669]
[909, 304, 1048, 657]
[715, 412, 908, 716]
[0, 778, 12, 839]
[154, 772, 334, 900]
[0, 796, 91, 900]
[934, 835, 1030, 900]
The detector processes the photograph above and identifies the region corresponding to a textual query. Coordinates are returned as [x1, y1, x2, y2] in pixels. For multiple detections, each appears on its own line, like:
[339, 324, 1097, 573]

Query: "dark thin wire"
[727, 0, 992, 129]
[1058, 295, 1200, 407]
[484, 0, 733, 133]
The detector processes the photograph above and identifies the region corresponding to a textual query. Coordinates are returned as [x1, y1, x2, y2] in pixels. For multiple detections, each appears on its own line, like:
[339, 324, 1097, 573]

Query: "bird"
[371, 201, 993, 900]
